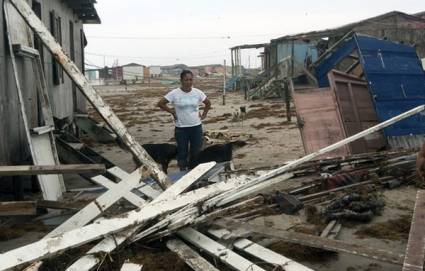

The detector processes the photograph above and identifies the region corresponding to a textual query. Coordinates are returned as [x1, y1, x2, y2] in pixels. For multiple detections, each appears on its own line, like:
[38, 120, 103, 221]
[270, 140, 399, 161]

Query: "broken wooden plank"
[12, 43, 40, 58]
[320, 220, 342, 240]
[8, 0, 172, 190]
[120, 262, 143, 271]
[65, 163, 217, 271]
[217, 219, 405, 265]
[214, 173, 293, 207]
[0, 178, 246, 270]
[0, 164, 106, 176]
[207, 228, 313, 271]
[106, 166, 161, 199]
[177, 227, 266, 271]
[165, 239, 220, 271]
[46, 166, 148, 237]
[0, 201, 36, 216]
[402, 190, 425, 271]
[90, 175, 146, 207]
[36, 200, 85, 211]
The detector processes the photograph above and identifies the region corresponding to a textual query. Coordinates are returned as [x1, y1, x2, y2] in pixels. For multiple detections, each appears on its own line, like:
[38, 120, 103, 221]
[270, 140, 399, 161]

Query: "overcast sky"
[84, 0, 425, 69]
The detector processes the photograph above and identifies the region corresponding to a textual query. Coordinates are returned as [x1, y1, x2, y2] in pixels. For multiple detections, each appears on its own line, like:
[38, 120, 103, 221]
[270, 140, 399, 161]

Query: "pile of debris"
[1, 1, 425, 271]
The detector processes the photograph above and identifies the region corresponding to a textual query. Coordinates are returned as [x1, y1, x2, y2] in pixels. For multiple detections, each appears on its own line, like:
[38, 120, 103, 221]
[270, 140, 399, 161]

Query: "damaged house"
[293, 33, 425, 157]
[247, 10, 425, 99]
[1, 2, 425, 270]
[0, 0, 100, 199]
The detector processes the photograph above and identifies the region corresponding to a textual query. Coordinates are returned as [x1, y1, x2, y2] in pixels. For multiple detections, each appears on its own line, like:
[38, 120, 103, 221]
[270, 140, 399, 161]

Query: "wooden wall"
[0, 0, 89, 164]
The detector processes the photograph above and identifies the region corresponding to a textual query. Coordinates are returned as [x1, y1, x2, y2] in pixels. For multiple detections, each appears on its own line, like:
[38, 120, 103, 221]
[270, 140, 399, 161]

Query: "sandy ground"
[0, 78, 418, 271]
[83, 78, 416, 271]
[88, 77, 304, 173]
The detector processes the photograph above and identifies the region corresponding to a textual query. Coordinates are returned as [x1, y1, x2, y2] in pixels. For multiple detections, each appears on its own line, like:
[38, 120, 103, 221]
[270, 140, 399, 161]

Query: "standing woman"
[157, 70, 211, 171]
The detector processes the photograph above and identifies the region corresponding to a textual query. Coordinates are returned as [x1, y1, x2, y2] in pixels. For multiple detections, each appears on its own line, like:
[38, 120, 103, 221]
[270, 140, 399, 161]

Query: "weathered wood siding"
[39, 0, 86, 118]
[0, 0, 88, 164]
[0, 0, 33, 164]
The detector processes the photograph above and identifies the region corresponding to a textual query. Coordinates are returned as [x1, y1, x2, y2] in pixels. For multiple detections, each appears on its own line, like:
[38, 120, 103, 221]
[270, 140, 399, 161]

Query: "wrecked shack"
[292, 33, 425, 157]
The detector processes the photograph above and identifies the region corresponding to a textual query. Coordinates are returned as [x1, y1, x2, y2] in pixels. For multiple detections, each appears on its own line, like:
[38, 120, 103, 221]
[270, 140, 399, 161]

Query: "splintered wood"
[4, 1, 425, 271]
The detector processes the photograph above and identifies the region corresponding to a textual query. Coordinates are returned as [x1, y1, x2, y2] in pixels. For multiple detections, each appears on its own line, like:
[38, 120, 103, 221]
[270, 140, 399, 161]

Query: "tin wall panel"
[315, 34, 425, 138]
[292, 87, 349, 158]
[355, 35, 425, 136]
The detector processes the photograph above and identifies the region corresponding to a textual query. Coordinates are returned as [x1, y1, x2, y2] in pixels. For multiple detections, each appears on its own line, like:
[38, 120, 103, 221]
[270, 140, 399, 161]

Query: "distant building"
[86, 69, 99, 81]
[143, 66, 150, 78]
[149, 66, 161, 78]
[257, 11, 425, 77]
[85, 69, 104, 86]
[122, 63, 144, 81]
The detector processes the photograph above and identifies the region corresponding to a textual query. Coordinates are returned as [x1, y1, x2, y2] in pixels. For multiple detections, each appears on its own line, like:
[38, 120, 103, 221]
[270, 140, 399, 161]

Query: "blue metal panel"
[315, 39, 357, 87]
[355, 35, 425, 136]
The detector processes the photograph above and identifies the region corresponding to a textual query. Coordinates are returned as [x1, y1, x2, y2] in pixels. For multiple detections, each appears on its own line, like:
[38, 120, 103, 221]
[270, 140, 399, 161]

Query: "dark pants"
[175, 124, 203, 170]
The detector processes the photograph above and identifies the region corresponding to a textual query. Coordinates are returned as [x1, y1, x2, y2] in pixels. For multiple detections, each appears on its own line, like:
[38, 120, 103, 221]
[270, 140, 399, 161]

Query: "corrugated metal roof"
[272, 11, 425, 42]
[64, 0, 100, 24]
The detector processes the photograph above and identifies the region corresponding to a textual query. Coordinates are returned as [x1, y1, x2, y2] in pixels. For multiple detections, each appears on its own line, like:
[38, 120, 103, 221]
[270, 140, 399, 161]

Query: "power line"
[85, 33, 286, 40]
[87, 35, 231, 40]
[85, 52, 226, 60]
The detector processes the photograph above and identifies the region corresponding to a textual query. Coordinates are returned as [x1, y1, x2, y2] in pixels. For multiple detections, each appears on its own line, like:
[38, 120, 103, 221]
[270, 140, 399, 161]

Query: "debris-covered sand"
[0, 78, 420, 271]
[81, 78, 418, 271]
[87, 77, 304, 173]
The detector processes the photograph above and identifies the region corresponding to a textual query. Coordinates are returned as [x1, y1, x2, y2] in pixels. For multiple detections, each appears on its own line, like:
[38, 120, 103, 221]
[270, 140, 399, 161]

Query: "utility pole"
[223, 59, 226, 105]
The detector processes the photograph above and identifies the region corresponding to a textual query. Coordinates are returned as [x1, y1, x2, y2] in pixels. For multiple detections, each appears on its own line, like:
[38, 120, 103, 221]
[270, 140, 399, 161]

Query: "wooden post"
[223, 59, 226, 105]
[283, 80, 291, 122]
[231, 49, 235, 77]
[0, 164, 106, 176]
[0, 201, 37, 216]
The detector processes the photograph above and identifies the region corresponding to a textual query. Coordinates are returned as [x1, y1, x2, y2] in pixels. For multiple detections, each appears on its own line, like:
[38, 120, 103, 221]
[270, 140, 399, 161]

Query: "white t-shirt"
[164, 87, 207, 128]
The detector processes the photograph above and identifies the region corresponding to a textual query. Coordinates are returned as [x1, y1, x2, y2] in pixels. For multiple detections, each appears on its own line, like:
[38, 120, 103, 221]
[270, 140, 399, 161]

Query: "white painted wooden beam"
[0, 177, 245, 270]
[90, 175, 146, 207]
[166, 239, 220, 271]
[177, 228, 266, 271]
[107, 167, 161, 199]
[208, 228, 313, 271]
[46, 166, 147, 237]
[120, 262, 143, 271]
[65, 163, 217, 271]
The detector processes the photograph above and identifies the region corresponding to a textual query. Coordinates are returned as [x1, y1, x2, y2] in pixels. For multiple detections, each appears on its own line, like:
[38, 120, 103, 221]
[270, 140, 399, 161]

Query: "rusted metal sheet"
[402, 190, 425, 271]
[292, 86, 349, 158]
[328, 70, 387, 154]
